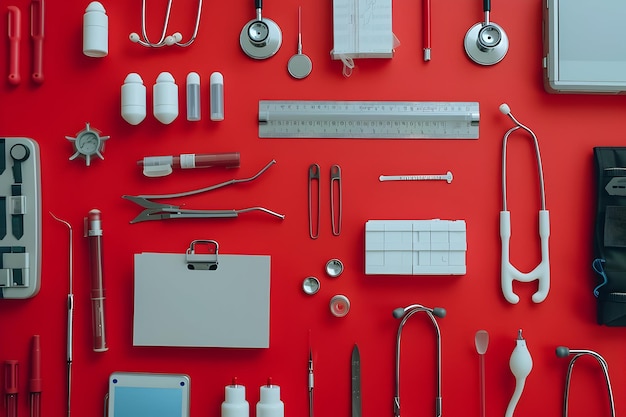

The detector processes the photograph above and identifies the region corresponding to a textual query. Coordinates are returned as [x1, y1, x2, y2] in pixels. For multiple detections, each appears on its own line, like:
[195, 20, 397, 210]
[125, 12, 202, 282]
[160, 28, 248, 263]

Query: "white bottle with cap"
[83, 1, 108, 57]
[210, 71, 224, 121]
[221, 379, 249, 417]
[153, 72, 178, 124]
[256, 379, 284, 417]
[121, 73, 146, 125]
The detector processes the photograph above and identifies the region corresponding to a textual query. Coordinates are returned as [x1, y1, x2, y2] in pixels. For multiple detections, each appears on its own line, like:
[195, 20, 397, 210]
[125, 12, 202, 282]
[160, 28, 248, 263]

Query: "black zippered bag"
[593, 147, 626, 325]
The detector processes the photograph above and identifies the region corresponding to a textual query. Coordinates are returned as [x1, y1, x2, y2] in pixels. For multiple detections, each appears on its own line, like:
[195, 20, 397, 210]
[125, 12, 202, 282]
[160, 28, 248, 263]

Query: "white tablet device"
[543, 0, 626, 93]
[108, 372, 190, 417]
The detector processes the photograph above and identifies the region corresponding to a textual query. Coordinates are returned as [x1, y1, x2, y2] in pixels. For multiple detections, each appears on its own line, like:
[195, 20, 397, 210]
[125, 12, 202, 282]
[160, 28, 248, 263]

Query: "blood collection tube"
[86, 209, 107, 352]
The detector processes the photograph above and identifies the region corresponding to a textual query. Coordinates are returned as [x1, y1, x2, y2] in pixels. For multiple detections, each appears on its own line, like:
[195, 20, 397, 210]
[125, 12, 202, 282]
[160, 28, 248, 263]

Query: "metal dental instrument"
[330, 165, 342, 236]
[555, 346, 615, 417]
[379, 171, 453, 183]
[393, 304, 446, 417]
[506, 329, 532, 417]
[50, 212, 73, 417]
[308, 340, 314, 417]
[308, 164, 320, 239]
[123, 160, 285, 223]
[287, 7, 312, 79]
[240, 0, 282, 59]
[500, 103, 550, 304]
[129, 0, 203, 47]
[464, 0, 509, 65]
[351, 344, 362, 417]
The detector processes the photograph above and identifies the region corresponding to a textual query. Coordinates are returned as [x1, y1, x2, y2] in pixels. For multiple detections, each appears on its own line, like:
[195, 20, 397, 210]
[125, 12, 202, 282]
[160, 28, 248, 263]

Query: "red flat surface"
[0, 1, 625, 416]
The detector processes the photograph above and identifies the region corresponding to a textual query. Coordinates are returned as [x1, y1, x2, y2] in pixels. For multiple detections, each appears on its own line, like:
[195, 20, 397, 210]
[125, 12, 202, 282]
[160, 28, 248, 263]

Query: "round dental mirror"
[240, 0, 282, 59]
[287, 7, 312, 79]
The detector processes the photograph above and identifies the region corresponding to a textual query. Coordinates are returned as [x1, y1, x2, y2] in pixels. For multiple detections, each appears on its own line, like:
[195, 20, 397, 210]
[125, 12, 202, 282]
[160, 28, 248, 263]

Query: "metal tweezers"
[123, 160, 285, 223]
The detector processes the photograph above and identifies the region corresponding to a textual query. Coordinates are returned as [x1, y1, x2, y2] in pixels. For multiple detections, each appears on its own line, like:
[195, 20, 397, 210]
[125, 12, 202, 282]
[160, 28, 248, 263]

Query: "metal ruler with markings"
[258, 100, 480, 139]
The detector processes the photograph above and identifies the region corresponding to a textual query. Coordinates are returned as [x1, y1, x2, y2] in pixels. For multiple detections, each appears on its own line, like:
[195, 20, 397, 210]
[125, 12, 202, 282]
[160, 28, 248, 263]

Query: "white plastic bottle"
[256, 379, 284, 417]
[83, 1, 108, 57]
[221, 379, 249, 417]
[121, 73, 146, 125]
[153, 72, 178, 124]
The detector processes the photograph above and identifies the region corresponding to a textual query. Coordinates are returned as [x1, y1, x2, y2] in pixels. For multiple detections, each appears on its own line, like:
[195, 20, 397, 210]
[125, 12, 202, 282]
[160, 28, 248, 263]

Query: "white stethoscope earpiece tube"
[500, 103, 550, 304]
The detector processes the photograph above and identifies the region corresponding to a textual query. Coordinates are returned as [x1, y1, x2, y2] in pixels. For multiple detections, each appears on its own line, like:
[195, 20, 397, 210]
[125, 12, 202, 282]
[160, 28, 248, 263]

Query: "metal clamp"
[185, 240, 219, 270]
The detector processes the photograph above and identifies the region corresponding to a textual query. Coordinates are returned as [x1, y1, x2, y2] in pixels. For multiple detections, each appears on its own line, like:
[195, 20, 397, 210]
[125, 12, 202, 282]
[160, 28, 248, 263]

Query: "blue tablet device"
[108, 372, 190, 417]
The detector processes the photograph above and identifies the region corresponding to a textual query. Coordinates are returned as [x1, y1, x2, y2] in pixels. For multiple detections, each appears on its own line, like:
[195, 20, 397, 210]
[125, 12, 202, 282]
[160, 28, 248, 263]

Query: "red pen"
[4, 360, 18, 417]
[423, 0, 431, 61]
[85, 209, 107, 352]
[30, 335, 42, 417]
[7, 6, 21, 85]
[30, 0, 44, 83]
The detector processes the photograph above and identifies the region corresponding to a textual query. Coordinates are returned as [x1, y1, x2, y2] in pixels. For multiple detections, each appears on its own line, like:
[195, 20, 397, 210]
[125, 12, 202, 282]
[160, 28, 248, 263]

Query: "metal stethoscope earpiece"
[464, 0, 508, 65]
[240, 0, 282, 59]
[129, 0, 202, 48]
[393, 304, 446, 417]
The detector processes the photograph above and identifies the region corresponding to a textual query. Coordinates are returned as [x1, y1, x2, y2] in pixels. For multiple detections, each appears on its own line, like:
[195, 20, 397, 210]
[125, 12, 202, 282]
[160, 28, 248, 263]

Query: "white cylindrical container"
[221, 382, 249, 417]
[83, 1, 108, 57]
[186, 72, 201, 121]
[256, 381, 284, 417]
[210, 71, 224, 121]
[153, 72, 178, 124]
[121, 73, 146, 125]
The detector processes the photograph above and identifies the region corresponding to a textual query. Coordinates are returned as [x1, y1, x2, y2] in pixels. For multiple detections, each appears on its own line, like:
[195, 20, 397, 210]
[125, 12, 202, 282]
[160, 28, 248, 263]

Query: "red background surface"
[0, 1, 625, 416]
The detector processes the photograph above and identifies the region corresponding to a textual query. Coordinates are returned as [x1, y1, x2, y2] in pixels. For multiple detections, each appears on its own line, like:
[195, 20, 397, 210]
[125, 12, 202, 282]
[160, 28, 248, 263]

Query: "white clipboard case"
[133, 240, 271, 348]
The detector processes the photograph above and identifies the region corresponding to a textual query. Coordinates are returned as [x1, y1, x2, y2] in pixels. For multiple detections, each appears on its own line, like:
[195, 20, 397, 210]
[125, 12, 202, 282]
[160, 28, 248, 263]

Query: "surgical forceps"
[123, 160, 285, 223]
[499, 103, 550, 304]
[393, 304, 446, 417]
[129, 0, 203, 47]
[555, 346, 615, 417]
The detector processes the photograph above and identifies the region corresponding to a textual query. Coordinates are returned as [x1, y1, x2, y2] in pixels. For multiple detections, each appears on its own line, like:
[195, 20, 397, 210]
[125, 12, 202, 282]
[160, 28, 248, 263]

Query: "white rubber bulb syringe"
[505, 329, 533, 417]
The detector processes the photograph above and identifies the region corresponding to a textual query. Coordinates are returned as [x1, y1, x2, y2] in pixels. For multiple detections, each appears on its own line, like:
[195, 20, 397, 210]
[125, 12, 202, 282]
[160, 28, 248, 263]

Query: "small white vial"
[256, 381, 284, 417]
[121, 73, 146, 125]
[210, 72, 224, 121]
[186, 72, 201, 121]
[153, 72, 178, 124]
[221, 380, 249, 417]
[83, 1, 108, 57]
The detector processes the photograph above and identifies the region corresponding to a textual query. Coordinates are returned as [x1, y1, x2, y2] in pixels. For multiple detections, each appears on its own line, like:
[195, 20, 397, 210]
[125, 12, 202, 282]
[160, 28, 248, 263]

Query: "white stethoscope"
[464, 0, 508, 65]
[240, 0, 282, 60]
[500, 104, 550, 304]
[393, 304, 445, 417]
[129, 0, 203, 47]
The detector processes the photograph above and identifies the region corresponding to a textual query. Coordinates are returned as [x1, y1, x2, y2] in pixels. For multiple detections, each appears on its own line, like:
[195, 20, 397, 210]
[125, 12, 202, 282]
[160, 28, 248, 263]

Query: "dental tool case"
[593, 147, 626, 325]
[0, 138, 41, 299]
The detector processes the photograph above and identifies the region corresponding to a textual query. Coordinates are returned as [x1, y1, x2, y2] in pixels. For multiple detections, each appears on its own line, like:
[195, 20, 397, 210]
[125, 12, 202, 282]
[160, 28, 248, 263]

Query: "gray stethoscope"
[393, 304, 446, 417]
[240, 0, 282, 60]
[555, 346, 615, 417]
[500, 103, 550, 304]
[129, 0, 203, 47]
[464, 0, 508, 65]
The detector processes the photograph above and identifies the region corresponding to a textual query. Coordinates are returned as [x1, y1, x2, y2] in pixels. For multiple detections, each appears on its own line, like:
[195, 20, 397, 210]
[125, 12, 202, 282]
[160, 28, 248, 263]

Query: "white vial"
[153, 72, 178, 124]
[186, 72, 201, 121]
[221, 381, 249, 417]
[83, 1, 108, 57]
[210, 72, 224, 121]
[121, 73, 146, 125]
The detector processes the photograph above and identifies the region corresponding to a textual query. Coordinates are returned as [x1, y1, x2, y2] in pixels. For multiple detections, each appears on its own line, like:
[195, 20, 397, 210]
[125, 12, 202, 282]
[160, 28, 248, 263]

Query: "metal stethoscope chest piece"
[464, 0, 509, 65]
[240, 0, 282, 59]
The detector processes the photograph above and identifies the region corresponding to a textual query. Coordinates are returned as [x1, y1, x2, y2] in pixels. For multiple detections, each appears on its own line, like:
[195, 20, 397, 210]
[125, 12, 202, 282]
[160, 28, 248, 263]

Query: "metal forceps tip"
[331, 164, 342, 236]
[308, 163, 320, 239]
